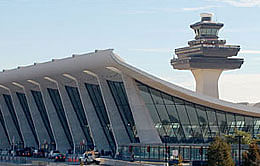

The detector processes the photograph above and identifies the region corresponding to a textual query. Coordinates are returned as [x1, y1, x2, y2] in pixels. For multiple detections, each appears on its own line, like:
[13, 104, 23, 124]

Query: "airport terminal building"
[0, 14, 259, 155]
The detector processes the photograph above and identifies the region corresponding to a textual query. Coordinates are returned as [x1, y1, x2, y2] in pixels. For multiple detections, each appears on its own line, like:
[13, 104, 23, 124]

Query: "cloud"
[240, 50, 260, 54]
[219, 73, 260, 103]
[182, 5, 222, 11]
[127, 5, 221, 15]
[212, 0, 260, 7]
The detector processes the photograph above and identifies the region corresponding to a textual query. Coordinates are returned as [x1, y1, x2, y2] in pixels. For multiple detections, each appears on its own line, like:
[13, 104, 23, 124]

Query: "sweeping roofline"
[0, 49, 259, 117]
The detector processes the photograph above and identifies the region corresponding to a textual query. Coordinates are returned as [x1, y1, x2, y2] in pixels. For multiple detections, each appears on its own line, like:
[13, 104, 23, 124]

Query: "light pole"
[164, 135, 170, 166]
[235, 135, 243, 166]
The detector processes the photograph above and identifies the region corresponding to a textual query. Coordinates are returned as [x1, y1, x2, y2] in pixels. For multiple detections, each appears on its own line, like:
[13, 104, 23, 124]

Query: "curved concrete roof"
[0, 49, 259, 117]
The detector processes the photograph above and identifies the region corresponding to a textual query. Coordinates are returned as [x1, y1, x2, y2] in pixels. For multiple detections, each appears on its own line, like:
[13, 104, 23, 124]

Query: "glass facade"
[0, 108, 10, 144]
[136, 81, 260, 143]
[31, 90, 55, 144]
[65, 86, 94, 149]
[85, 83, 116, 154]
[47, 88, 73, 148]
[16, 92, 39, 146]
[3, 94, 24, 143]
[107, 80, 139, 143]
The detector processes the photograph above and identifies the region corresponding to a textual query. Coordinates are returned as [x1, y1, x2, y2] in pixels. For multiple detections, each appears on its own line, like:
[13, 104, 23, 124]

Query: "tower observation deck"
[171, 13, 244, 98]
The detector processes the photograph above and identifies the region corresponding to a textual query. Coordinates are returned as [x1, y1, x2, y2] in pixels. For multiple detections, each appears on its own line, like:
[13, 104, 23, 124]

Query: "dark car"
[54, 153, 66, 162]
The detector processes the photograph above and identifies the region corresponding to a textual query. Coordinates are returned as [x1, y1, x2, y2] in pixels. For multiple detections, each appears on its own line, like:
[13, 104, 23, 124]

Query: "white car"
[48, 150, 60, 159]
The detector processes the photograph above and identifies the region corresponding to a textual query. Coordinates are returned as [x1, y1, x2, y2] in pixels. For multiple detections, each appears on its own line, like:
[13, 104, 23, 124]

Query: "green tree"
[225, 129, 252, 144]
[208, 136, 234, 166]
[242, 142, 260, 166]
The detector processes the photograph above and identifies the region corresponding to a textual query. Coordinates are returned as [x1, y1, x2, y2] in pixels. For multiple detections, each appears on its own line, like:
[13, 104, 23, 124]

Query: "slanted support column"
[97, 76, 130, 146]
[0, 87, 23, 146]
[122, 74, 161, 143]
[54, 75, 86, 149]
[191, 69, 223, 98]
[0, 109, 10, 149]
[7, 88, 38, 148]
[36, 78, 73, 152]
[73, 73, 111, 151]
[21, 81, 54, 146]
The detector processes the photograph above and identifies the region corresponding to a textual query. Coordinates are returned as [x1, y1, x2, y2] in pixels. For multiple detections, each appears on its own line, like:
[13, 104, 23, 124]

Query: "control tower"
[171, 13, 244, 98]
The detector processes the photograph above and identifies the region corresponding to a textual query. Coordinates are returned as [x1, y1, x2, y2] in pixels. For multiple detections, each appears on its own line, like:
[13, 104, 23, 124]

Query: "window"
[65, 86, 94, 149]
[31, 90, 55, 144]
[107, 80, 139, 143]
[85, 83, 116, 154]
[47, 88, 73, 148]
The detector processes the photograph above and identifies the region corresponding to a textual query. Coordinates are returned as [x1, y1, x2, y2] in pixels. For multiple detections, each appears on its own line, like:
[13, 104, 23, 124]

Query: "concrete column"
[73, 73, 111, 151]
[0, 109, 10, 149]
[0, 87, 23, 146]
[35, 78, 72, 152]
[122, 74, 162, 143]
[97, 76, 130, 146]
[20, 81, 53, 146]
[54, 75, 86, 147]
[3, 83, 39, 148]
[191, 69, 223, 98]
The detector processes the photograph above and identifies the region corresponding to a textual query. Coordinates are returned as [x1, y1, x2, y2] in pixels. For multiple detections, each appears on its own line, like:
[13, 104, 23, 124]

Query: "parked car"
[33, 149, 45, 158]
[80, 150, 100, 165]
[1, 150, 9, 156]
[48, 150, 60, 159]
[54, 153, 66, 162]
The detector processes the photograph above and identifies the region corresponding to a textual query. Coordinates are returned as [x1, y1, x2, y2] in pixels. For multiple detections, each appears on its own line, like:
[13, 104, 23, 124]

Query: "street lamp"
[164, 135, 170, 166]
[235, 135, 243, 166]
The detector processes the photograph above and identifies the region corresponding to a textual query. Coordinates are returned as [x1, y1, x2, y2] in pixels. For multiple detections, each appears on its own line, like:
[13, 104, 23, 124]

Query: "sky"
[0, 0, 260, 103]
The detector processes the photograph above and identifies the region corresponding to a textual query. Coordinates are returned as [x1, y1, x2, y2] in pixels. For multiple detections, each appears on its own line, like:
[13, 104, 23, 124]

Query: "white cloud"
[127, 5, 220, 15]
[213, 0, 260, 7]
[240, 50, 260, 54]
[219, 73, 260, 103]
[182, 5, 221, 11]
[160, 72, 260, 103]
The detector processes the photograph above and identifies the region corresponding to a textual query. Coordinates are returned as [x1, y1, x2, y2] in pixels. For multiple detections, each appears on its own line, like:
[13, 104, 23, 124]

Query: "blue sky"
[1, 0, 260, 102]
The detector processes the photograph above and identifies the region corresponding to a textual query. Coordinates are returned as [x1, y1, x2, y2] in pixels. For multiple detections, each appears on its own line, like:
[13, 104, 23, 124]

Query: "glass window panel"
[146, 105, 161, 124]
[235, 115, 245, 131]
[162, 93, 174, 105]
[196, 105, 210, 141]
[226, 113, 236, 135]
[244, 116, 253, 133]
[138, 86, 153, 104]
[150, 89, 164, 105]
[155, 105, 170, 124]
[165, 105, 179, 123]
[216, 111, 227, 135]
[185, 103, 202, 142]
[206, 108, 218, 136]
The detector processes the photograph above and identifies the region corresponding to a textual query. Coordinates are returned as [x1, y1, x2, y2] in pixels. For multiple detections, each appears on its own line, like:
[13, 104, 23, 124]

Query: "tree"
[225, 129, 252, 144]
[208, 136, 234, 166]
[242, 141, 260, 166]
